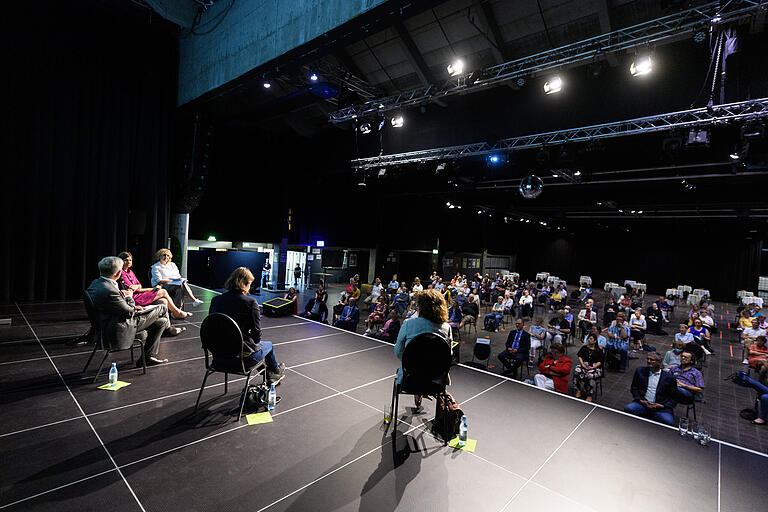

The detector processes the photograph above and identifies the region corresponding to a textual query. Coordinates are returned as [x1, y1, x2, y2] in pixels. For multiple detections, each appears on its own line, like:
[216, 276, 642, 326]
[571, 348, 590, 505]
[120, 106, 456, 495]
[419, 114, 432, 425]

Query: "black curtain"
[0, 3, 178, 301]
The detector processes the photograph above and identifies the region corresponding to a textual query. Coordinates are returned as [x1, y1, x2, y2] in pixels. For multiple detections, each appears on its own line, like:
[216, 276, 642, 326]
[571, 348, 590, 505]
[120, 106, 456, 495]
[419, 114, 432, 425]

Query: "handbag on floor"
[431, 392, 463, 441]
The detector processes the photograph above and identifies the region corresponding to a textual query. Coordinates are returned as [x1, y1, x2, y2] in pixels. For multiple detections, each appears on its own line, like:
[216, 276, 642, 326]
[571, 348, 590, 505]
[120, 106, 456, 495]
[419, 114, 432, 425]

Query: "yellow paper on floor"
[97, 381, 131, 391]
[246, 412, 274, 425]
[448, 437, 477, 452]
[451, 341, 459, 350]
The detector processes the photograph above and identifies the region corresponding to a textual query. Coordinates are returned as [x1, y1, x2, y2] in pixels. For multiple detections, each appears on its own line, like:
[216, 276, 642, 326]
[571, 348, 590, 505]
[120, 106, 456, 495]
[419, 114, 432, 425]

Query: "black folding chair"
[82, 291, 147, 382]
[389, 332, 452, 445]
[195, 313, 268, 421]
[471, 338, 492, 370]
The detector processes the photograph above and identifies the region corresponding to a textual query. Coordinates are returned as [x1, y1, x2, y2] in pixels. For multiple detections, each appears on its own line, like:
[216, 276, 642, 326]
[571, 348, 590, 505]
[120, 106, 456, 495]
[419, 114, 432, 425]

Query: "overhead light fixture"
[262, 81, 271, 89]
[630, 56, 653, 76]
[207, 235, 217, 242]
[436, 162, 447, 172]
[309, 73, 319, 82]
[516, 77, 526, 87]
[447, 59, 464, 76]
[377, 168, 387, 178]
[711, 13, 722, 24]
[730, 151, 741, 160]
[489, 155, 500, 164]
[574, 170, 582, 176]
[693, 31, 706, 44]
[359, 123, 372, 134]
[544, 76, 562, 95]
[358, 171, 367, 187]
[390, 115, 404, 128]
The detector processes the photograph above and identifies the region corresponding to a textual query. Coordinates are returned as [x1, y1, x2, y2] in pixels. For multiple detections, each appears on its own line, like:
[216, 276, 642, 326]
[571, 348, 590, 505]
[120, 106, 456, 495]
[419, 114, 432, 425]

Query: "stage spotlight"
[630, 56, 653, 76]
[359, 123, 372, 134]
[390, 115, 404, 128]
[262, 81, 271, 89]
[207, 235, 217, 242]
[693, 31, 706, 43]
[711, 13, 722, 24]
[489, 155, 500, 164]
[447, 59, 464, 76]
[516, 77, 526, 87]
[377, 168, 387, 178]
[309, 73, 319, 81]
[436, 162, 447, 172]
[574, 170, 582, 176]
[544, 76, 562, 95]
[730, 151, 741, 161]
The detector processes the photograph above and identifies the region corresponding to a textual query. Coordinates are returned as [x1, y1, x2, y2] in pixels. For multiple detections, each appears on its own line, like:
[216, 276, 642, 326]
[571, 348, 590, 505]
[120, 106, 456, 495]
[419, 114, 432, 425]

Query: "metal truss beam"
[350, 97, 768, 169]
[331, 0, 765, 124]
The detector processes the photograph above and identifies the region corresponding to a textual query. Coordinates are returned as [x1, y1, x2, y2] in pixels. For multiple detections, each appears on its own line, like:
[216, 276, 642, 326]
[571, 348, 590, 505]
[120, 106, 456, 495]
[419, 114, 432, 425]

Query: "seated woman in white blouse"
[150, 248, 203, 308]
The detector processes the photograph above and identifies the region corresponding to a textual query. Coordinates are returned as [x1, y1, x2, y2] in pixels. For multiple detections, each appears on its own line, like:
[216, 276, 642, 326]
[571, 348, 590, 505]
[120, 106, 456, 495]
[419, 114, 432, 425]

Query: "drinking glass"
[678, 418, 689, 437]
[383, 404, 392, 424]
[698, 425, 710, 446]
[690, 421, 699, 440]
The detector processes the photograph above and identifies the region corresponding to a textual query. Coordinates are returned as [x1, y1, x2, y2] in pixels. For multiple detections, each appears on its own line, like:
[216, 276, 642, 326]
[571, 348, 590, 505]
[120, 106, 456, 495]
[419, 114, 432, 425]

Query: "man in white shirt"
[699, 310, 715, 330]
[742, 317, 767, 364]
[577, 298, 598, 337]
[365, 277, 384, 306]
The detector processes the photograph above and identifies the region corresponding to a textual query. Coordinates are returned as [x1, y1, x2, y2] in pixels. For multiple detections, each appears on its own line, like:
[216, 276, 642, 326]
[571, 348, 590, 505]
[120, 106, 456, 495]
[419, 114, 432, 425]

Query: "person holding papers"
[150, 248, 203, 308]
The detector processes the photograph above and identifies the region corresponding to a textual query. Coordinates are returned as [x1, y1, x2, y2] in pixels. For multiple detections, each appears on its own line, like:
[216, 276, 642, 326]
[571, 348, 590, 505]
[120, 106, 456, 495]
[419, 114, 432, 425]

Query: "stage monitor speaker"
[263, 297, 295, 317]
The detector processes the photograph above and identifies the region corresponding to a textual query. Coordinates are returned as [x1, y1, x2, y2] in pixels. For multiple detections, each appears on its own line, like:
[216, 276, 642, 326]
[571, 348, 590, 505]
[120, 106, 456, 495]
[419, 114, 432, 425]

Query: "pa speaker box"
[263, 297, 295, 317]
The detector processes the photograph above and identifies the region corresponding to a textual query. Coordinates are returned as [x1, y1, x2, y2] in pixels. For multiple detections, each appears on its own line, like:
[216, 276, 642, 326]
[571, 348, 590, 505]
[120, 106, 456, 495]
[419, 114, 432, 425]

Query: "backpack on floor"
[431, 392, 463, 441]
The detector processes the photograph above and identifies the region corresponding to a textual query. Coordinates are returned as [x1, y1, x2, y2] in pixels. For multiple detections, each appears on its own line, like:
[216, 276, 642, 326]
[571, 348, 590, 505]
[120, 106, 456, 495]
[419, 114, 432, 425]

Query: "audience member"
[117, 251, 190, 320]
[498, 318, 531, 378]
[623, 352, 677, 426]
[739, 309, 754, 329]
[741, 317, 766, 365]
[583, 324, 607, 349]
[663, 339, 685, 369]
[364, 295, 389, 334]
[518, 289, 533, 319]
[606, 313, 631, 371]
[334, 297, 360, 331]
[394, 287, 410, 316]
[628, 308, 647, 352]
[365, 277, 384, 306]
[332, 288, 349, 323]
[533, 342, 572, 393]
[284, 287, 298, 303]
[669, 352, 704, 404]
[447, 299, 462, 329]
[208, 267, 285, 384]
[387, 274, 399, 297]
[574, 333, 604, 401]
[689, 318, 714, 355]
[577, 299, 598, 337]
[484, 296, 505, 332]
[371, 309, 401, 343]
[459, 294, 479, 330]
[88, 256, 171, 366]
[646, 302, 665, 335]
[741, 366, 768, 425]
[548, 310, 571, 344]
[528, 317, 548, 361]
[674, 322, 703, 362]
[150, 248, 203, 308]
[301, 285, 328, 322]
[604, 298, 618, 327]
[747, 335, 768, 371]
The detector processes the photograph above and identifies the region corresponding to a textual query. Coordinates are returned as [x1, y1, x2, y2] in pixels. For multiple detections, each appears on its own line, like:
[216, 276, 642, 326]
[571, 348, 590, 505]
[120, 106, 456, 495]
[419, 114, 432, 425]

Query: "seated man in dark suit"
[87, 256, 170, 366]
[498, 318, 531, 378]
[334, 297, 360, 332]
[209, 267, 286, 385]
[623, 351, 677, 426]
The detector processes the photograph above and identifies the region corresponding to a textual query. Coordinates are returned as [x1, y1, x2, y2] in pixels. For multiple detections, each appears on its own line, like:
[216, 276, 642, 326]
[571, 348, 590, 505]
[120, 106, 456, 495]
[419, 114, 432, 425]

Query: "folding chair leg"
[82, 342, 99, 374]
[195, 370, 213, 412]
[237, 372, 253, 421]
[92, 350, 111, 383]
[224, 373, 228, 394]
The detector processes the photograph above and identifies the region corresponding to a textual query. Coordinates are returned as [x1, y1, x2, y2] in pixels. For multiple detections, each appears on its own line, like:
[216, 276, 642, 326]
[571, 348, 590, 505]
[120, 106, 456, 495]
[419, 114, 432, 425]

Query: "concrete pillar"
[171, 213, 190, 276]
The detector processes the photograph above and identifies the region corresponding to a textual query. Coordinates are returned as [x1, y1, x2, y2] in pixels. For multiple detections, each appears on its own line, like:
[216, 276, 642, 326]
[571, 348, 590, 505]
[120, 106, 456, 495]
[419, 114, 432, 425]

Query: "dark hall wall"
[0, 3, 178, 301]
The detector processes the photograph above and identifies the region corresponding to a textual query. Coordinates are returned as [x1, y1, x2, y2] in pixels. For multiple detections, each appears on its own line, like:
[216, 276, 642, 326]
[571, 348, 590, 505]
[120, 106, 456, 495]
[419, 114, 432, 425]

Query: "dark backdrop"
[0, 2, 179, 301]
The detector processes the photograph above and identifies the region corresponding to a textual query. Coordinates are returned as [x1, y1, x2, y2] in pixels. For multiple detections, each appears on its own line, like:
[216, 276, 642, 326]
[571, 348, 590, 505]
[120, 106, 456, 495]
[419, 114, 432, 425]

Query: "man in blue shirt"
[669, 352, 704, 404]
[606, 313, 631, 371]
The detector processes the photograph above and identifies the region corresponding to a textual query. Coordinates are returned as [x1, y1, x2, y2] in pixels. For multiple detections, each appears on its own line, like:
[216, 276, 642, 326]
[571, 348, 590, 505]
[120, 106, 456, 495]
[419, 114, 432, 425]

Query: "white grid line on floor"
[499, 407, 597, 511]
[0, 372, 395, 510]
[14, 303, 147, 512]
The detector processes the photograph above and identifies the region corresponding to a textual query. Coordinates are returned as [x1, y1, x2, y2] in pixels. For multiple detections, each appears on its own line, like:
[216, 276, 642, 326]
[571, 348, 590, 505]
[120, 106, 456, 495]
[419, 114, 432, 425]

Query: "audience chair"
[471, 337, 492, 370]
[389, 332, 453, 445]
[81, 291, 147, 382]
[592, 351, 608, 402]
[462, 316, 478, 339]
[195, 313, 268, 421]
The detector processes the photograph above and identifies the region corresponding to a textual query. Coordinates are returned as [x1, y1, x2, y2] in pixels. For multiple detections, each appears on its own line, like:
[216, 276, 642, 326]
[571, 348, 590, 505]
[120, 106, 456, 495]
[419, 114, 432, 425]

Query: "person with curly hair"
[394, 289, 451, 388]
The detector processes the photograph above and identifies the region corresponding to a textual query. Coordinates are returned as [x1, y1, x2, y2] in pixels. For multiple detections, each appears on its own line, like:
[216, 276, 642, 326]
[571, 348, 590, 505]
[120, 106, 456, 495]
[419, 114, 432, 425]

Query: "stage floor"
[1, 286, 767, 511]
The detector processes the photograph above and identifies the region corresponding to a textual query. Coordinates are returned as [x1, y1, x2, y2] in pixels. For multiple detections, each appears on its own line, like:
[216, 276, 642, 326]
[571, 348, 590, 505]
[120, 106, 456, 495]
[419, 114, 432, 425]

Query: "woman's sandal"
[752, 419, 766, 426]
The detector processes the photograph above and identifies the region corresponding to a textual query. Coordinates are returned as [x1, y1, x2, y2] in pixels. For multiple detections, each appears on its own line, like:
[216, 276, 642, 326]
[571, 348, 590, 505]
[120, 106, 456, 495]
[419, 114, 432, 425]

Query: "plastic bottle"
[458, 415, 468, 447]
[268, 384, 276, 411]
[108, 363, 118, 387]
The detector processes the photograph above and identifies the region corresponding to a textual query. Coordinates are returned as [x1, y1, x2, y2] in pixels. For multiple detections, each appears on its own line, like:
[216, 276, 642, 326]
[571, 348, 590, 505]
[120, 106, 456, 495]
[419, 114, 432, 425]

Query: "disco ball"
[519, 175, 543, 199]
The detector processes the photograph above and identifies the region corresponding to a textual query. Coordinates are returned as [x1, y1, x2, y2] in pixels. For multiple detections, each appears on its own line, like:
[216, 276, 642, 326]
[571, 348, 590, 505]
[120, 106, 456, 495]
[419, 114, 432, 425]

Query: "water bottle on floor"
[268, 384, 276, 411]
[458, 415, 468, 447]
[108, 363, 118, 387]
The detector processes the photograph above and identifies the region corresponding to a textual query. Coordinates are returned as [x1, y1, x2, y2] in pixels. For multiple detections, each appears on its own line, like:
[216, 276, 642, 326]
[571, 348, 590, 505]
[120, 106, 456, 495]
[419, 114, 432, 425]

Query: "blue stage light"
[316, 240, 325, 247]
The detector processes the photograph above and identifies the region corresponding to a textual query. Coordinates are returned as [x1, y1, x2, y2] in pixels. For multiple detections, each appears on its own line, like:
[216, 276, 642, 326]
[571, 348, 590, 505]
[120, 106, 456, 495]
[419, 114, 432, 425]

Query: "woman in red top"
[534, 342, 572, 393]
[118, 252, 191, 319]
[364, 295, 389, 334]
[748, 335, 768, 371]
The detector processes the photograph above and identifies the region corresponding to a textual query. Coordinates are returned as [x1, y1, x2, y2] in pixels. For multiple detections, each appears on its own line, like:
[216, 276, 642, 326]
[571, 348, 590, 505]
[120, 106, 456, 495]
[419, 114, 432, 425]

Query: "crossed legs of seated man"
[498, 320, 531, 377]
[623, 352, 677, 426]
